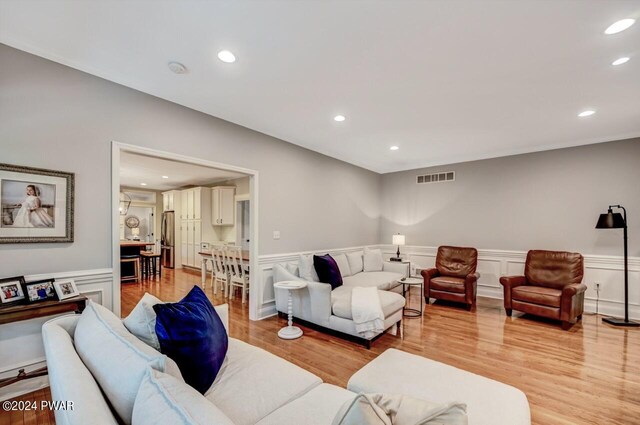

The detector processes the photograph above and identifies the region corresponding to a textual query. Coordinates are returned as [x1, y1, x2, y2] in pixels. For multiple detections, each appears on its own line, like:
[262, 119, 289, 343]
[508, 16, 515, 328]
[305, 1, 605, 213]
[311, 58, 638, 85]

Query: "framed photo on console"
[53, 279, 80, 300]
[0, 163, 74, 244]
[0, 276, 26, 305]
[23, 278, 58, 303]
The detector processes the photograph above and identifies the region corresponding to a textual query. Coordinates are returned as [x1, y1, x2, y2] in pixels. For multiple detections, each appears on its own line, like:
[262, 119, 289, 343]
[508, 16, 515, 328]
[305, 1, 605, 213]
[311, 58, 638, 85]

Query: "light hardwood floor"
[3, 267, 639, 425]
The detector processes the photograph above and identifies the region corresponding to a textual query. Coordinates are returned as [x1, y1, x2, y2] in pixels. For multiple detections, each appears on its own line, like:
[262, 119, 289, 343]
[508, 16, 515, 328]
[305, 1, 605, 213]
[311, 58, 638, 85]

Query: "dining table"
[198, 249, 250, 288]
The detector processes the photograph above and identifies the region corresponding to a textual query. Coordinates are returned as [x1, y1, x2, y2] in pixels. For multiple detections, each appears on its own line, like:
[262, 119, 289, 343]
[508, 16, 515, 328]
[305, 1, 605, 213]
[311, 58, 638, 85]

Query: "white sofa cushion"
[342, 271, 404, 291]
[256, 384, 356, 425]
[363, 248, 384, 272]
[348, 349, 531, 425]
[331, 287, 405, 320]
[205, 338, 322, 425]
[333, 253, 352, 277]
[346, 251, 364, 274]
[74, 300, 182, 425]
[123, 293, 162, 350]
[132, 367, 235, 425]
[298, 254, 320, 281]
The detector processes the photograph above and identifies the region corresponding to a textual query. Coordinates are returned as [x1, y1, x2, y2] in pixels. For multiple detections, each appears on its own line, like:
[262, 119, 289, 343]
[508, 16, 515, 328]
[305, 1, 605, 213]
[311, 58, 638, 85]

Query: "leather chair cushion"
[436, 246, 478, 278]
[524, 250, 584, 289]
[512, 285, 562, 308]
[430, 276, 465, 294]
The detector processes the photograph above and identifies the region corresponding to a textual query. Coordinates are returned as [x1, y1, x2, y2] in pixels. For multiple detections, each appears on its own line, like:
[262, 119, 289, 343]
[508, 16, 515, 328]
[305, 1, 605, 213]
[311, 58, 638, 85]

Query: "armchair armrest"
[562, 283, 587, 298]
[499, 275, 526, 288]
[561, 283, 587, 324]
[420, 268, 439, 280]
[499, 275, 526, 311]
[383, 261, 410, 276]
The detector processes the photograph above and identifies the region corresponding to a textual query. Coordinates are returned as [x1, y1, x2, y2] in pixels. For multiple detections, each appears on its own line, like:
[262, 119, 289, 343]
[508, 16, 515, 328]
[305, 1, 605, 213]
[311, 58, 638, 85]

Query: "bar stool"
[121, 255, 140, 282]
[141, 251, 161, 279]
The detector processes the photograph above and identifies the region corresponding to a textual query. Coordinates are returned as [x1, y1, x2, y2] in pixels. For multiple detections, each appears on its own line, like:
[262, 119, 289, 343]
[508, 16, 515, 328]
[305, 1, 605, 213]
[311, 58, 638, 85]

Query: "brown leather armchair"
[422, 246, 479, 311]
[500, 250, 586, 330]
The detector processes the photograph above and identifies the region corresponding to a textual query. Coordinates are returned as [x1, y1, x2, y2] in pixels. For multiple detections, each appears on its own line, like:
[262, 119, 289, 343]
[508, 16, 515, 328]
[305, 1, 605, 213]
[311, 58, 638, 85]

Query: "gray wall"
[380, 138, 640, 257]
[0, 44, 381, 275]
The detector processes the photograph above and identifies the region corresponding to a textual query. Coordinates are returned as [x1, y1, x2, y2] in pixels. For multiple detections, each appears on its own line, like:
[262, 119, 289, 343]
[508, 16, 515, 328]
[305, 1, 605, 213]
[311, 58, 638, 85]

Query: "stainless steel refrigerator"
[161, 211, 175, 268]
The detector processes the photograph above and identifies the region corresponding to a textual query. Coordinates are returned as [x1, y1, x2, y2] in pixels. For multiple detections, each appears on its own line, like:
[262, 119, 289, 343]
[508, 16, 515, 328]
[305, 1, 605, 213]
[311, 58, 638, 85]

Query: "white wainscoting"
[380, 245, 640, 320]
[0, 268, 113, 401]
[256, 246, 374, 320]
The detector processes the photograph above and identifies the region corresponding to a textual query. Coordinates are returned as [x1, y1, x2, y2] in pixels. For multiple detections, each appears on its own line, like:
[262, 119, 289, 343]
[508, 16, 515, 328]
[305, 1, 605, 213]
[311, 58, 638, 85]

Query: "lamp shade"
[596, 210, 625, 229]
[131, 228, 140, 236]
[392, 234, 405, 246]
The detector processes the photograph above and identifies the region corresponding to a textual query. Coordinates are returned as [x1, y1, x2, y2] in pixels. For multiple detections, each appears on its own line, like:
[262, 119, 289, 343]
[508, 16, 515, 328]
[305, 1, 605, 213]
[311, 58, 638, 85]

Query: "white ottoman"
[348, 349, 530, 425]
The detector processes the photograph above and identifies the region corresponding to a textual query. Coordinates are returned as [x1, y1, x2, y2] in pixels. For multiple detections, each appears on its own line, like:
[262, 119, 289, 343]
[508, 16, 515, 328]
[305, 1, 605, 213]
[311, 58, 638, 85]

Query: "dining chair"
[227, 245, 250, 303]
[211, 245, 229, 296]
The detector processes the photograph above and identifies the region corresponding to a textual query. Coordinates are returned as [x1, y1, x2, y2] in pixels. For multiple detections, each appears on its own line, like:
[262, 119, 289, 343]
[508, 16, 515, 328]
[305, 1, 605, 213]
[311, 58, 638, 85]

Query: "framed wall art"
[0, 163, 74, 243]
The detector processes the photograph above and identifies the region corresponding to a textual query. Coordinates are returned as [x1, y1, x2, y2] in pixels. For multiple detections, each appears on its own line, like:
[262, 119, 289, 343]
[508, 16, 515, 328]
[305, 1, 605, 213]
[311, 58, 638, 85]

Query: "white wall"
[0, 43, 381, 277]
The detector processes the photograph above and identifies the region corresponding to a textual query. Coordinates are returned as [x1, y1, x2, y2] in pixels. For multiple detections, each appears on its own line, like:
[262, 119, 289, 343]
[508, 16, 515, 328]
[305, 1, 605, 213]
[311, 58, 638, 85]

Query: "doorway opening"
[111, 142, 259, 320]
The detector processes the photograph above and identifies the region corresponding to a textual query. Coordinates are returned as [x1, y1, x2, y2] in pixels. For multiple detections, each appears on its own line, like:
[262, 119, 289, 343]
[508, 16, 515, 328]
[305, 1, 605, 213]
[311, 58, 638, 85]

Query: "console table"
[0, 295, 87, 325]
[0, 295, 88, 388]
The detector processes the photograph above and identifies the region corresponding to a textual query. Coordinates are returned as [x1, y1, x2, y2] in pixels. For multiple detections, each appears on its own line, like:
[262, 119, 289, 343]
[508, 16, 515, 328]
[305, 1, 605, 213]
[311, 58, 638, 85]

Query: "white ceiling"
[2, 1, 639, 173]
[120, 151, 245, 191]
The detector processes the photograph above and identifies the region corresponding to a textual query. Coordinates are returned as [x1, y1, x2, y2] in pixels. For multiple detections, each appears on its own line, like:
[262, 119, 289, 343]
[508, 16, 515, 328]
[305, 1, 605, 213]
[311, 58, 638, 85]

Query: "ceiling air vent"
[416, 171, 455, 184]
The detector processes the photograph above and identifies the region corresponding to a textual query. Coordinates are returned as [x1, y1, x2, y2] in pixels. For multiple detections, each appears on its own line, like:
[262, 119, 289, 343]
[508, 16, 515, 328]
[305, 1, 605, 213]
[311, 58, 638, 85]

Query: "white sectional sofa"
[42, 304, 530, 425]
[274, 250, 410, 346]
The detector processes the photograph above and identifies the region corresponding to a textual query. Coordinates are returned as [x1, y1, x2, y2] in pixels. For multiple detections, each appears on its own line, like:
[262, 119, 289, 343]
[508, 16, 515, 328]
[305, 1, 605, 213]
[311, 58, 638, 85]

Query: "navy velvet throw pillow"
[153, 285, 228, 394]
[313, 254, 343, 290]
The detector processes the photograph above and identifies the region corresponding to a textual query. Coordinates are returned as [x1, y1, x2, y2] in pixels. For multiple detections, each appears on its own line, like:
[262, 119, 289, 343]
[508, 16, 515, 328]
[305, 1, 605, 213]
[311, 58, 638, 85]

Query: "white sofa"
[274, 252, 409, 346]
[42, 304, 530, 425]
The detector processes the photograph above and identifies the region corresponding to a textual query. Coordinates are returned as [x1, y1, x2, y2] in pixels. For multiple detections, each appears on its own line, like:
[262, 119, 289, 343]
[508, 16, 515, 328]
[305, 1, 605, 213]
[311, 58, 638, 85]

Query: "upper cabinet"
[211, 187, 235, 226]
[162, 190, 181, 212]
[180, 187, 208, 220]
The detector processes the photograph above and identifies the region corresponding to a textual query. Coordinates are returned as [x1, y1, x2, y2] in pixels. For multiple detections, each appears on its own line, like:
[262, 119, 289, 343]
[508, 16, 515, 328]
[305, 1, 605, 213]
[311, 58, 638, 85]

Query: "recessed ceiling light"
[217, 50, 236, 63]
[167, 61, 188, 74]
[140, 182, 148, 186]
[390, 146, 399, 151]
[604, 18, 635, 35]
[612, 57, 630, 66]
[162, 175, 169, 179]
[334, 115, 346, 122]
[578, 110, 596, 117]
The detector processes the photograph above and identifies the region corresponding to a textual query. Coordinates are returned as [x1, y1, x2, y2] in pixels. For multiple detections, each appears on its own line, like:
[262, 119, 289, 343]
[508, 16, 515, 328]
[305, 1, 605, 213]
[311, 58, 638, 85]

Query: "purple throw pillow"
[313, 254, 343, 290]
[153, 286, 228, 394]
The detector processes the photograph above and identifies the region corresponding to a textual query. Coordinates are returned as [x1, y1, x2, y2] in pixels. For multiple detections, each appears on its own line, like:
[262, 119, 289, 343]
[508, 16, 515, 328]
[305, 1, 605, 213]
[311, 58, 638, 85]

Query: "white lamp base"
[277, 326, 303, 339]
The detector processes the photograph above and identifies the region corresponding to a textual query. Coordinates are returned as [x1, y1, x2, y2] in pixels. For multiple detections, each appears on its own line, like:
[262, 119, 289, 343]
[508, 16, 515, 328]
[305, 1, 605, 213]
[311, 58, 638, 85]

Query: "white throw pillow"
[273, 263, 304, 284]
[333, 253, 352, 277]
[332, 393, 467, 425]
[363, 248, 384, 272]
[123, 293, 162, 350]
[346, 251, 364, 274]
[74, 300, 183, 424]
[132, 367, 235, 425]
[298, 254, 320, 281]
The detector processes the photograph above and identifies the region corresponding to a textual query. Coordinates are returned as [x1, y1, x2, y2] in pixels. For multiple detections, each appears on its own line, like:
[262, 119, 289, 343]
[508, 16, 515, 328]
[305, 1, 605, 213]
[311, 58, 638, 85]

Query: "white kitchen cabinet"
[211, 187, 235, 226]
[180, 187, 214, 268]
[162, 190, 181, 212]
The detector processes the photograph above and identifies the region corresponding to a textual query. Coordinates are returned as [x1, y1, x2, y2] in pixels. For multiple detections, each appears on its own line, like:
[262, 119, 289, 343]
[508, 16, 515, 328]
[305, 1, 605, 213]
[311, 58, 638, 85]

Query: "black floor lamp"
[595, 205, 639, 327]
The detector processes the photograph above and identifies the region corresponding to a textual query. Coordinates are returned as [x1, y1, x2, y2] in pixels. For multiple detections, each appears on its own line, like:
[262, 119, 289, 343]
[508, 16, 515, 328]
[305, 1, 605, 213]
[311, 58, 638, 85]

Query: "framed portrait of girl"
[0, 163, 74, 243]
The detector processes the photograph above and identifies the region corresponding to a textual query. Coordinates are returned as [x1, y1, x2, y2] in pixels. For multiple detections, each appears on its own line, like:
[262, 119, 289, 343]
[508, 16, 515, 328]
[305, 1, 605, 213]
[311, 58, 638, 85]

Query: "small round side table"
[273, 280, 308, 339]
[400, 277, 424, 318]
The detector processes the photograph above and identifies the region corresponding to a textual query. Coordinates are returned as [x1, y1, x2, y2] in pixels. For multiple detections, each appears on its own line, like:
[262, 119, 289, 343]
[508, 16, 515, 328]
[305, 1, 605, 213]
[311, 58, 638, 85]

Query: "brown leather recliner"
[422, 246, 479, 311]
[500, 250, 585, 330]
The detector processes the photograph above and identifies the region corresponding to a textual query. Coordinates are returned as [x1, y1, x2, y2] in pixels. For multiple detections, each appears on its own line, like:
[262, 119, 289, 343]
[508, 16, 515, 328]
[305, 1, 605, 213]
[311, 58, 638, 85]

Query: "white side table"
[273, 280, 308, 339]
